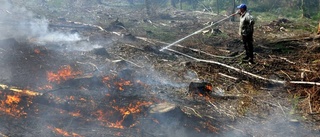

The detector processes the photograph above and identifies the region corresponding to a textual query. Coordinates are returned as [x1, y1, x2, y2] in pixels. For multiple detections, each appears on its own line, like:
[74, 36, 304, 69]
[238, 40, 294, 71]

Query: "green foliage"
[290, 94, 300, 114]
[255, 12, 278, 22]
[197, 0, 320, 22]
[272, 42, 297, 54]
[311, 12, 320, 21]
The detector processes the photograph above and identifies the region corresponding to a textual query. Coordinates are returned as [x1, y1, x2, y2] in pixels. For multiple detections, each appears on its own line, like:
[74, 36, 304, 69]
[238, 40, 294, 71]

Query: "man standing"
[237, 4, 255, 64]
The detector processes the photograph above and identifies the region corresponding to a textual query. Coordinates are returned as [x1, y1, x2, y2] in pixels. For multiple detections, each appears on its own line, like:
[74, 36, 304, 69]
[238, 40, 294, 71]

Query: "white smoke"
[0, 0, 81, 42]
[36, 31, 81, 43]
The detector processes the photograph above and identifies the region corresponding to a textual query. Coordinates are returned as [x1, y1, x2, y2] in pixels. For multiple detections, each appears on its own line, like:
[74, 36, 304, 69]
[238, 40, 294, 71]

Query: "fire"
[205, 84, 213, 91]
[127, 101, 152, 113]
[71, 133, 82, 137]
[119, 87, 124, 91]
[0, 84, 42, 96]
[5, 94, 21, 104]
[114, 101, 153, 117]
[94, 100, 153, 129]
[69, 96, 75, 100]
[47, 65, 82, 83]
[48, 126, 83, 137]
[37, 84, 53, 90]
[34, 48, 41, 54]
[102, 76, 113, 88]
[114, 79, 133, 91]
[0, 94, 27, 117]
[11, 88, 42, 96]
[94, 110, 125, 129]
[109, 121, 125, 129]
[54, 128, 71, 136]
[79, 98, 86, 102]
[102, 75, 135, 91]
[69, 111, 81, 117]
[102, 76, 111, 82]
[116, 80, 132, 86]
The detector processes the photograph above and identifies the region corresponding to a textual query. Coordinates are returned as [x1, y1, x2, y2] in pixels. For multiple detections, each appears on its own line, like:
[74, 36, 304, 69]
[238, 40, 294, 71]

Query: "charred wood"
[93, 47, 111, 58]
[188, 82, 212, 96]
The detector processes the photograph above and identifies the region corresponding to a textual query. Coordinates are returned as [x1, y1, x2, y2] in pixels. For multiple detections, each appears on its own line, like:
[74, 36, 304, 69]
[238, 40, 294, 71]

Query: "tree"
[241, 0, 248, 4]
[301, 0, 319, 18]
[231, 0, 236, 21]
[169, 0, 176, 8]
[145, 0, 151, 16]
[216, 0, 220, 15]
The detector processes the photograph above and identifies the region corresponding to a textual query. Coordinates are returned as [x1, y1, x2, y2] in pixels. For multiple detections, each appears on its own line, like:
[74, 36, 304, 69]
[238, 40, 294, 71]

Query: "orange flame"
[94, 101, 153, 129]
[114, 101, 153, 117]
[5, 94, 21, 104]
[115, 79, 132, 91]
[102, 75, 134, 91]
[102, 76, 111, 82]
[34, 49, 41, 54]
[37, 85, 53, 90]
[48, 126, 83, 137]
[54, 128, 71, 136]
[69, 111, 81, 117]
[47, 65, 82, 83]
[118, 87, 124, 91]
[69, 96, 75, 101]
[0, 94, 27, 117]
[94, 110, 125, 129]
[205, 84, 213, 91]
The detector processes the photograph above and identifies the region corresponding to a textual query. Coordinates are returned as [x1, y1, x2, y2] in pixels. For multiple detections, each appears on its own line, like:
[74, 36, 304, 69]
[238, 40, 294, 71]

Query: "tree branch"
[165, 48, 320, 86]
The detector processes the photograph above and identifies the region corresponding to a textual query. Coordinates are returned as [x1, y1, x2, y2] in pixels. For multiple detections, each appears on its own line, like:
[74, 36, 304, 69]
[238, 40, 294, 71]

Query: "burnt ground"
[0, 1, 320, 137]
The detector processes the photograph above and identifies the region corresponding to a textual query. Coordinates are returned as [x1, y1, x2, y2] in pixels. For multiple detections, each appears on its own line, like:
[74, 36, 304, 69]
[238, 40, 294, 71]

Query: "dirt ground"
[1, 1, 320, 137]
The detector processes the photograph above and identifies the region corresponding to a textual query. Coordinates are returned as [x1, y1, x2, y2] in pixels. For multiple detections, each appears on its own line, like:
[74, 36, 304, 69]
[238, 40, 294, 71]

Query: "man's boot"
[249, 58, 255, 64]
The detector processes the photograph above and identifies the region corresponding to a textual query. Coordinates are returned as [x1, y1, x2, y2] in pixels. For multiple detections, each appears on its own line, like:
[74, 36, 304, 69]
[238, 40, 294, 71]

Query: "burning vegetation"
[47, 65, 82, 84]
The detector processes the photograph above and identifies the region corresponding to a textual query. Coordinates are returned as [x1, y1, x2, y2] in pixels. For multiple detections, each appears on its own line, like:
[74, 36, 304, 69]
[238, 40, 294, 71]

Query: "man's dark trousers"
[242, 34, 253, 62]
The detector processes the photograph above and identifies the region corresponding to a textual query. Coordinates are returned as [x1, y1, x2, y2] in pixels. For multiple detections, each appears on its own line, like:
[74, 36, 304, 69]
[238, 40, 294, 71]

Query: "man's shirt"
[239, 11, 254, 36]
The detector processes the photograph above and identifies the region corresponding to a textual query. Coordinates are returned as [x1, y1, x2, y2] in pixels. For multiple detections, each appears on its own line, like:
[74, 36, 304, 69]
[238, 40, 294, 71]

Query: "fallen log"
[136, 36, 240, 59]
[165, 48, 320, 86]
[136, 35, 320, 86]
[149, 102, 177, 114]
[218, 72, 238, 80]
[49, 20, 106, 32]
[0, 84, 42, 96]
[270, 35, 320, 43]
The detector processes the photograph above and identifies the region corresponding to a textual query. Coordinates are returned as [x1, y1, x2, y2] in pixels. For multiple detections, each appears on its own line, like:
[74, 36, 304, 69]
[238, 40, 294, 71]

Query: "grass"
[142, 25, 179, 42]
[254, 12, 279, 23]
[272, 43, 295, 54]
[289, 94, 304, 121]
[253, 8, 318, 34]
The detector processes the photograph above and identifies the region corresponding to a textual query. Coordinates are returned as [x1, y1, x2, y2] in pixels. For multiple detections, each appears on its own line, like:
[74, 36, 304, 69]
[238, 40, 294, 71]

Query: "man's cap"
[237, 4, 247, 10]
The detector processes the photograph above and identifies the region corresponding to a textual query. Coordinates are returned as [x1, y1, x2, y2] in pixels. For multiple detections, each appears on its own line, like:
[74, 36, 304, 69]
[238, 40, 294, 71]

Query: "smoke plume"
[0, 0, 81, 42]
